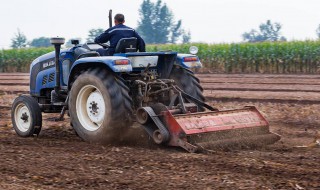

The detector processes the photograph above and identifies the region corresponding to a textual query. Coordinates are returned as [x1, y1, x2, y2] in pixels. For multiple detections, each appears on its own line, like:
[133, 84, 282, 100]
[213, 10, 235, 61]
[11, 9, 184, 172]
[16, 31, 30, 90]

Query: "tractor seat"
[74, 47, 100, 60]
[114, 37, 137, 53]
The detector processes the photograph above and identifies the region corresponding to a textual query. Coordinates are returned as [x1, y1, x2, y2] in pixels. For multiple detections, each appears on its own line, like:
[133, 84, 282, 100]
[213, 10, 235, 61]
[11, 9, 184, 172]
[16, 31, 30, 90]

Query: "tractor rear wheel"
[68, 69, 133, 143]
[169, 65, 205, 111]
[11, 95, 42, 137]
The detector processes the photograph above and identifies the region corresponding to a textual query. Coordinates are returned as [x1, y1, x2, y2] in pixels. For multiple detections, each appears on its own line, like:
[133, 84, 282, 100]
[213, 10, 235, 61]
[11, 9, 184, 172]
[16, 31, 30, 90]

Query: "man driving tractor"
[94, 13, 146, 56]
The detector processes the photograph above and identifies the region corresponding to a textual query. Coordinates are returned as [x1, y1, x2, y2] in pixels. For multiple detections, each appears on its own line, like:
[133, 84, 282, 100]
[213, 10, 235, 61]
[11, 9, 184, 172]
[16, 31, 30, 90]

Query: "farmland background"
[1, 40, 320, 73]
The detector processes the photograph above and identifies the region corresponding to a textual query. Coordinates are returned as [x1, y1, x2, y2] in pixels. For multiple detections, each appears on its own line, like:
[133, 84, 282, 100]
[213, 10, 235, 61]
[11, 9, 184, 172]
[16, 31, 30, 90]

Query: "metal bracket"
[57, 95, 69, 121]
[176, 139, 198, 153]
[179, 88, 218, 111]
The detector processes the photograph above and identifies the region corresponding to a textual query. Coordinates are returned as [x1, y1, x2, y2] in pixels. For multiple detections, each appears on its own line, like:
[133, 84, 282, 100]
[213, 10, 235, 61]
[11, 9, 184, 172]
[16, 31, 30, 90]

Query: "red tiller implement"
[136, 87, 280, 152]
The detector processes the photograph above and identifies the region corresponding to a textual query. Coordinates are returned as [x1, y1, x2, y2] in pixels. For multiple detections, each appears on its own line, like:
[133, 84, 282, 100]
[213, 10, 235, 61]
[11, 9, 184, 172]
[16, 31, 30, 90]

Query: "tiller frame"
[135, 79, 280, 152]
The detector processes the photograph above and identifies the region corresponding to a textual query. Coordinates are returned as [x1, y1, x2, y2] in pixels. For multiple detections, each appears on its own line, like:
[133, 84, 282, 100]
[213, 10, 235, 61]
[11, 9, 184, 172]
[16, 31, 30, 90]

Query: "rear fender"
[70, 56, 132, 73]
[176, 54, 202, 69]
[68, 56, 132, 89]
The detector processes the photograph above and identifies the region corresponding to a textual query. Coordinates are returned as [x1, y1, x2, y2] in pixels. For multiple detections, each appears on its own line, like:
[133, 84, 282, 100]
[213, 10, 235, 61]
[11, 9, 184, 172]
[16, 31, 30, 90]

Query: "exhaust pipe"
[108, 9, 112, 28]
[50, 37, 65, 96]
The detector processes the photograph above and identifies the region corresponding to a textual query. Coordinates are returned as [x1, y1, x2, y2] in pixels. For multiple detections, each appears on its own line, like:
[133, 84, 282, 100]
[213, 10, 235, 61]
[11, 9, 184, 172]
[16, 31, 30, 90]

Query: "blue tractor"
[11, 15, 280, 152]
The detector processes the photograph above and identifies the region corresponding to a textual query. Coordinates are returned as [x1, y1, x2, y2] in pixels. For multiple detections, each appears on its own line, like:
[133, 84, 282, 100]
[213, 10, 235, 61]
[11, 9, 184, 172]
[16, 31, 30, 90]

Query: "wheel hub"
[14, 104, 31, 132]
[21, 112, 29, 122]
[89, 101, 99, 115]
[76, 85, 106, 132]
[86, 91, 105, 125]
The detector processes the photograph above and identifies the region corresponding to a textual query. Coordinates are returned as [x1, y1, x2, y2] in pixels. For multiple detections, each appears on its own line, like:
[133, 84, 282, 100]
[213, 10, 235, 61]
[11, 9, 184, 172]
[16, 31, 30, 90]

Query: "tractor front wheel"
[68, 69, 133, 143]
[11, 95, 42, 137]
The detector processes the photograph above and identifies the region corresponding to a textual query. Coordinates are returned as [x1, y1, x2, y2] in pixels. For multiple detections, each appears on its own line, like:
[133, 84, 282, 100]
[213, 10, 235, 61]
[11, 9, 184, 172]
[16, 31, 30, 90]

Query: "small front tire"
[11, 95, 42, 137]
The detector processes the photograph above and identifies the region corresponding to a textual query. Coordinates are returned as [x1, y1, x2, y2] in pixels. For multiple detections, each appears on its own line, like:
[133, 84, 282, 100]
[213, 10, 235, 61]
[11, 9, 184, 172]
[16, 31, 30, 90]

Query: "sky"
[1, 0, 320, 49]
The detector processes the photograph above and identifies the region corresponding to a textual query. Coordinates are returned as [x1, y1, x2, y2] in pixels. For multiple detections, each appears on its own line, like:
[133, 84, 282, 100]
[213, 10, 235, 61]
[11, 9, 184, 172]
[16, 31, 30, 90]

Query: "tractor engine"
[127, 69, 174, 110]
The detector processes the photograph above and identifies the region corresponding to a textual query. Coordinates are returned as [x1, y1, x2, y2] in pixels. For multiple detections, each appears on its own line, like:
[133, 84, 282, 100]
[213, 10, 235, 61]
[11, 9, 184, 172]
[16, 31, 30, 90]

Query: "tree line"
[8, 0, 320, 49]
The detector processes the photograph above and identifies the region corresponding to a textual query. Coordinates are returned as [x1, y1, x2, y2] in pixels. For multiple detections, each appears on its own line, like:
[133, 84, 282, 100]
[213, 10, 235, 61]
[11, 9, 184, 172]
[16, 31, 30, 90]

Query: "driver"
[94, 13, 146, 56]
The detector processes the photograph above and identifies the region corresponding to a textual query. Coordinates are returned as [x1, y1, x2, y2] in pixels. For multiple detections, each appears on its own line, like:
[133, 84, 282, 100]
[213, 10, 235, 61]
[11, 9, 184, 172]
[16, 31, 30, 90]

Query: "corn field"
[149, 40, 320, 73]
[1, 41, 320, 73]
[0, 47, 53, 72]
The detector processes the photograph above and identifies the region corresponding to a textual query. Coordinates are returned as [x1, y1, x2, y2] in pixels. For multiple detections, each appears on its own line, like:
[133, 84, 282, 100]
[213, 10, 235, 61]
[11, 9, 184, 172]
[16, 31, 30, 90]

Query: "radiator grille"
[42, 75, 48, 85]
[48, 73, 55, 83]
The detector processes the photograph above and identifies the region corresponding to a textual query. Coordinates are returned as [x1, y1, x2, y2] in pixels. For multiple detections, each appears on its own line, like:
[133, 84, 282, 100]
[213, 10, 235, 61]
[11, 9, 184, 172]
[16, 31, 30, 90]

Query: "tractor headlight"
[189, 46, 198, 55]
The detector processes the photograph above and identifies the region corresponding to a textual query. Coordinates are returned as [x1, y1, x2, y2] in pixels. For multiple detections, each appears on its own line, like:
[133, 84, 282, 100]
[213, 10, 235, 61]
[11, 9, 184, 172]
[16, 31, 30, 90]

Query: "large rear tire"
[11, 95, 42, 137]
[68, 69, 133, 143]
[169, 65, 205, 111]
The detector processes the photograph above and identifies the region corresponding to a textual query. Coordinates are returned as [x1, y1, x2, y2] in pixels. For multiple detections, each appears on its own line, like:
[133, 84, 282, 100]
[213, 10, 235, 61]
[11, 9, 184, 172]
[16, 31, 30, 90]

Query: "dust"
[103, 124, 154, 148]
[194, 127, 280, 151]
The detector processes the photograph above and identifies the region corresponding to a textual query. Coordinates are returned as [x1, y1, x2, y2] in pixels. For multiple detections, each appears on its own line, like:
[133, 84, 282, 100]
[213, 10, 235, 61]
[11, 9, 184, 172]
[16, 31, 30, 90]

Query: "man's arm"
[94, 30, 111, 44]
[134, 32, 146, 52]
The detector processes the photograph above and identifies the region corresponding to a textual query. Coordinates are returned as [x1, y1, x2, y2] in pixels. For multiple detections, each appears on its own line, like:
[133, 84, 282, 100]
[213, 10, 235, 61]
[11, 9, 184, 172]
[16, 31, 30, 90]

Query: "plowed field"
[0, 73, 319, 189]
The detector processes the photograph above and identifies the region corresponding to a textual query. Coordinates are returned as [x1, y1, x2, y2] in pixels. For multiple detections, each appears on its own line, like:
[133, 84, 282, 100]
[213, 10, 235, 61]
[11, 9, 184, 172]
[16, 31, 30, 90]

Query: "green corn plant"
[2, 41, 320, 73]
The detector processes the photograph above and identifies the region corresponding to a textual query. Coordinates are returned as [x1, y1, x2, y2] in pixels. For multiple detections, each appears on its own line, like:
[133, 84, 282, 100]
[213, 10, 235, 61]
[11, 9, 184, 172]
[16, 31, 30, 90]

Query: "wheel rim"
[14, 103, 31, 132]
[76, 85, 106, 131]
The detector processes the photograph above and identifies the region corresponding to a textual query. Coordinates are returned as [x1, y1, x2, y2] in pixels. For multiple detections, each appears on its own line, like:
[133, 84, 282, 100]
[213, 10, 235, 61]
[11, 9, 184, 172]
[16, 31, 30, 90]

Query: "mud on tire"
[68, 69, 133, 143]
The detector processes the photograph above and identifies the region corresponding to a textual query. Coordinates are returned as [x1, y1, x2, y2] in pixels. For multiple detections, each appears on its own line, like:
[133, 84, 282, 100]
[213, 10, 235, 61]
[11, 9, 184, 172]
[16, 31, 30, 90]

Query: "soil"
[0, 73, 320, 189]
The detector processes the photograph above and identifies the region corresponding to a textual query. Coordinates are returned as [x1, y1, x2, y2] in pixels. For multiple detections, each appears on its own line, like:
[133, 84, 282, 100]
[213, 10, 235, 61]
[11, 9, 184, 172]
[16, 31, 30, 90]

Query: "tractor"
[11, 13, 280, 152]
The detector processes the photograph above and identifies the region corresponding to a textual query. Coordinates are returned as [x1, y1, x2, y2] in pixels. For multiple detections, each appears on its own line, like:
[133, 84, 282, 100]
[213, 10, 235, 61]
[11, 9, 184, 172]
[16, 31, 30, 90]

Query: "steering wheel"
[98, 43, 109, 49]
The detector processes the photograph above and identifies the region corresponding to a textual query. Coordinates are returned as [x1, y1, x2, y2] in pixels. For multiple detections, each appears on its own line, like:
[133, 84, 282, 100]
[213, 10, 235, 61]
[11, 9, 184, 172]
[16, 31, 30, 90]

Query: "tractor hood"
[30, 49, 69, 69]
